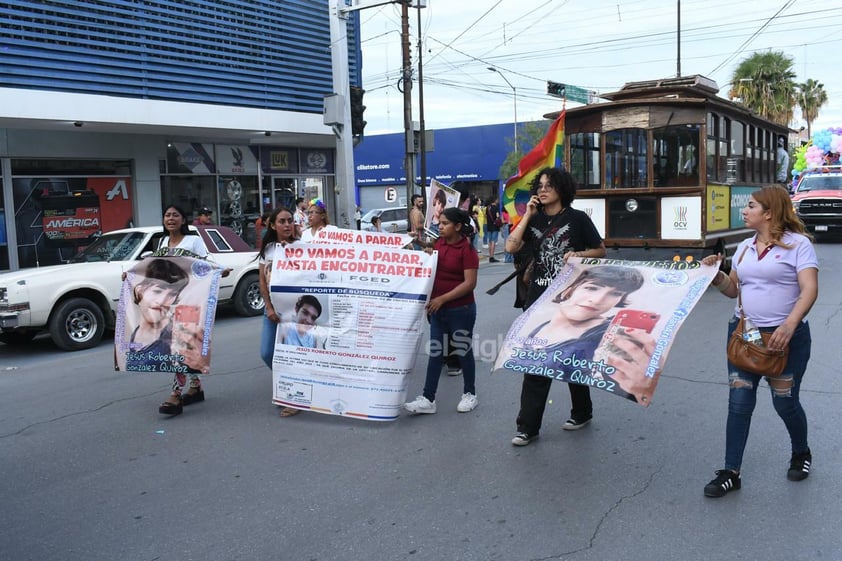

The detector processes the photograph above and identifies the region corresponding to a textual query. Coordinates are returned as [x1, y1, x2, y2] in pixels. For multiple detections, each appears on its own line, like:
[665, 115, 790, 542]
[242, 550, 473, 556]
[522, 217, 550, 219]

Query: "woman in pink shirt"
[702, 186, 818, 498]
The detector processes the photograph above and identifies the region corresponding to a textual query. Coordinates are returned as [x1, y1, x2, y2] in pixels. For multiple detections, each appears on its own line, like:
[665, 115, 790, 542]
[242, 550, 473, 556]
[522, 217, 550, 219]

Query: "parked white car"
[0, 225, 263, 351]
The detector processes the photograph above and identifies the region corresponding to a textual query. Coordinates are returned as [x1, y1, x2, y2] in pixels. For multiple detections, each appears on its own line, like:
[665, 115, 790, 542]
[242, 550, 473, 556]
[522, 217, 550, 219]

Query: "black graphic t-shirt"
[522, 208, 602, 309]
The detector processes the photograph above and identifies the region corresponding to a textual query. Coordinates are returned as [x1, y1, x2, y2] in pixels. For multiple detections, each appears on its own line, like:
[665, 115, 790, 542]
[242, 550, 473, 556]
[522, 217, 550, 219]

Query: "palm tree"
[798, 79, 828, 139]
[728, 51, 797, 126]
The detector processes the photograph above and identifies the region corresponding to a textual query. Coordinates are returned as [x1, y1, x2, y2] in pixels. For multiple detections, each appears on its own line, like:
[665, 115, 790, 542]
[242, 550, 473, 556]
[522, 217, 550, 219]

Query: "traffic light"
[350, 86, 367, 138]
[547, 80, 566, 98]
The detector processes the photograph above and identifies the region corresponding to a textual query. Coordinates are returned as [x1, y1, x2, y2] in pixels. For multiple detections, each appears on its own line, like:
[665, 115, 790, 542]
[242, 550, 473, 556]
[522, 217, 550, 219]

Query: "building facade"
[353, 122, 521, 213]
[0, 0, 361, 270]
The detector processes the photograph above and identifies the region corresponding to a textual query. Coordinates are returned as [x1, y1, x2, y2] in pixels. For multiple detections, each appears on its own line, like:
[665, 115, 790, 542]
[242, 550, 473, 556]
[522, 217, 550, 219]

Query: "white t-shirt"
[300, 224, 338, 243]
[259, 242, 279, 286]
[160, 234, 209, 258]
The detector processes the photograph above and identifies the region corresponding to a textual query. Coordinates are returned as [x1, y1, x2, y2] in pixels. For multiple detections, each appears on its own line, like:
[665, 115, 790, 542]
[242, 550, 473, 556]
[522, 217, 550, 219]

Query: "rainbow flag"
[502, 111, 565, 220]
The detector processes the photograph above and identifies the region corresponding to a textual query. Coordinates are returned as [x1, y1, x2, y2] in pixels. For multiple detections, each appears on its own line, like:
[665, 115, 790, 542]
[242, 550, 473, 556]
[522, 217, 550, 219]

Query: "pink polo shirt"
[732, 232, 818, 327]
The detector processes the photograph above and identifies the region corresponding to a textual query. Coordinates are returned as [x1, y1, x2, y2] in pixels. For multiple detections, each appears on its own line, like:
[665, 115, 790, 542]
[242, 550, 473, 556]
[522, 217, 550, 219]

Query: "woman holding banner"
[404, 207, 480, 415]
[300, 198, 336, 242]
[504, 167, 606, 446]
[701, 186, 818, 498]
[257, 206, 302, 418]
[152, 205, 212, 415]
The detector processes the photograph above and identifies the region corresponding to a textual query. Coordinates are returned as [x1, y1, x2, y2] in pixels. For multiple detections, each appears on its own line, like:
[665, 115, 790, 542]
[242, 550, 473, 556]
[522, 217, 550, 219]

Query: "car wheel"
[0, 330, 37, 345]
[233, 273, 264, 316]
[49, 297, 106, 351]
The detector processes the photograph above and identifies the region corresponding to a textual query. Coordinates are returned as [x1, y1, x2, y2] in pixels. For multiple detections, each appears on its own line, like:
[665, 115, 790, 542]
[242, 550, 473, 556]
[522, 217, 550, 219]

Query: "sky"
[357, 0, 842, 137]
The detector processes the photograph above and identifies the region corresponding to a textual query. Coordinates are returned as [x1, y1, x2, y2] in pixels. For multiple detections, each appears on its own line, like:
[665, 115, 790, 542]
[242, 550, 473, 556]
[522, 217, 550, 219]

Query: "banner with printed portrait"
[114, 255, 223, 374]
[493, 258, 718, 406]
[424, 179, 460, 238]
[269, 243, 437, 421]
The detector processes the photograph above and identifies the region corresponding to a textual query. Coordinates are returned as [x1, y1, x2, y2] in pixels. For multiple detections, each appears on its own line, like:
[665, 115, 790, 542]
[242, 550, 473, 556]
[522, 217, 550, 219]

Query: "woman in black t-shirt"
[504, 167, 606, 446]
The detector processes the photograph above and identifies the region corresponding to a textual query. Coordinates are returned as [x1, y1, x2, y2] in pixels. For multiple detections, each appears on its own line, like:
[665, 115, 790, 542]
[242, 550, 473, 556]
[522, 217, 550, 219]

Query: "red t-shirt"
[431, 236, 479, 308]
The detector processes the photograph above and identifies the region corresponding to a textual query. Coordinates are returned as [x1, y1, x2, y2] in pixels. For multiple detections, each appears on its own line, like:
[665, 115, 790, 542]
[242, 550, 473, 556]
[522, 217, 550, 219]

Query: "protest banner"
[269, 242, 437, 420]
[493, 258, 718, 406]
[115, 254, 222, 374]
[425, 179, 461, 238]
[310, 226, 413, 249]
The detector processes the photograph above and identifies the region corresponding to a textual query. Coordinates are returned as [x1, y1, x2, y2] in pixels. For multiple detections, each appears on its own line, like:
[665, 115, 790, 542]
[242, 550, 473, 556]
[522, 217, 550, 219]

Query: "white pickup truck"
[0, 225, 263, 350]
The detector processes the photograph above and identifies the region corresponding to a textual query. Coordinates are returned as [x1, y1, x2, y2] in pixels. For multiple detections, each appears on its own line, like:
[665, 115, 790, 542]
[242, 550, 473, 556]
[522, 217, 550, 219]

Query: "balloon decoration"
[790, 127, 842, 190]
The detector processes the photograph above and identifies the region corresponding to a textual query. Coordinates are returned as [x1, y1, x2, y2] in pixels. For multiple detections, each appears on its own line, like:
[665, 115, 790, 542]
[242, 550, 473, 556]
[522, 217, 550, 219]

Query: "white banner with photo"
[269, 243, 437, 421]
[115, 255, 223, 374]
[493, 258, 717, 406]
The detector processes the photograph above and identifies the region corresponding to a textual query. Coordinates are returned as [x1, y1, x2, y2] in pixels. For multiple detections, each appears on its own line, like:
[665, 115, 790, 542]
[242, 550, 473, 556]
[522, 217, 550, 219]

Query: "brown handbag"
[725, 249, 788, 377]
[726, 311, 788, 377]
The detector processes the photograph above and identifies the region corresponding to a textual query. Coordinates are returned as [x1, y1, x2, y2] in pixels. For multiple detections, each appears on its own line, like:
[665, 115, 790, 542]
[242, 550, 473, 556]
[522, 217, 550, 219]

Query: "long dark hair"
[441, 207, 474, 238]
[258, 206, 297, 260]
[161, 204, 191, 236]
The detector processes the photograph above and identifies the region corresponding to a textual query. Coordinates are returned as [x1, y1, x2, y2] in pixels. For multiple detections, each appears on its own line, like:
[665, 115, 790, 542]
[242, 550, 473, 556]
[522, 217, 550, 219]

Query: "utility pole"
[328, 0, 357, 228]
[400, 1, 415, 207]
[416, 2, 427, 206]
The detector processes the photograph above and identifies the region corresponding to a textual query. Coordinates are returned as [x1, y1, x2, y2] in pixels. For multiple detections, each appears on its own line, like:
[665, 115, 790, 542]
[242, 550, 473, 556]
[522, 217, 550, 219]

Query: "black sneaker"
[511, 432, 538, 446]
[787, 448, 812, 481]
[704, 470, 741, 498]
[562, 417, 591, 431]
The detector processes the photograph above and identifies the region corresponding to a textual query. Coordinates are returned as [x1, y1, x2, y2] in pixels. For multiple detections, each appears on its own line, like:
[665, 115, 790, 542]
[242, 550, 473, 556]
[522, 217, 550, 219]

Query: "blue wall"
[354, 123, 518, 187]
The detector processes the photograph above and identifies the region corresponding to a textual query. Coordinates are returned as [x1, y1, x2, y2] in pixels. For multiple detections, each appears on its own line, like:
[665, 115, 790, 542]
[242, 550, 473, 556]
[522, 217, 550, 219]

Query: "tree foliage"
[728, 51, 797, 126]
[498, 120, 551, 181]
[797, 78, 828, 139]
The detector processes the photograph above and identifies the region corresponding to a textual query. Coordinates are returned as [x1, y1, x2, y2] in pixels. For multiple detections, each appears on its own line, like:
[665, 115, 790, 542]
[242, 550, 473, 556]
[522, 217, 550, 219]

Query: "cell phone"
[610, 310, 660, 334]
[172, 304, 201, 354]
[593, 310, 660, 368]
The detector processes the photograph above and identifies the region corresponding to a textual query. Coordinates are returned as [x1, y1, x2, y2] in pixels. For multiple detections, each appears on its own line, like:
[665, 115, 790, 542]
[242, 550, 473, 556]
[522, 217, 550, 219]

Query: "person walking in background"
[254, 211, 270, 250]
[257, 206, 301, 418]
[404, 207, 479, 415]
[485, 194, 501, 263]
[776, 137, 790, 184]
[355, 205, 362, 230]
[701, 185, 818, 498]
[504, 167, 606, 446]
[501, 207, 513, 262]
[293, 197, 308, 238]
[409, 194, 425, 249]
[192, 207, 213, 226]
[300, 198, 336, 242]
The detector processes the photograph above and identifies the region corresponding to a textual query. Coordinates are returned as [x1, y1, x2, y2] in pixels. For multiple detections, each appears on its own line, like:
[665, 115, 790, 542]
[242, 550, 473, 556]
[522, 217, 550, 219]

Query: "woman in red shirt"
[404, 208, 480, 414]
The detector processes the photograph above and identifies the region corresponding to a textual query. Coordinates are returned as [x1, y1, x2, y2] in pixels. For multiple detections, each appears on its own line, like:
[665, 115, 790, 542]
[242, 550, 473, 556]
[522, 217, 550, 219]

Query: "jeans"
[724, 317, 811, 471]
[260, 312, 279, 369]
[422, 303, 476, 401]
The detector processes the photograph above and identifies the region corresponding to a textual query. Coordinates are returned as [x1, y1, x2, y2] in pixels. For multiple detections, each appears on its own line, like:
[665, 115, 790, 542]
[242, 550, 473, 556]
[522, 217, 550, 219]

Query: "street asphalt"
[1, 242, 841, 561]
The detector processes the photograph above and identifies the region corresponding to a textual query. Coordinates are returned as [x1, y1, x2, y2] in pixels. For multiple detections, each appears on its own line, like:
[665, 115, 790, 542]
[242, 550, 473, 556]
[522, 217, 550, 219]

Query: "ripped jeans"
[724, 317, 811, 471]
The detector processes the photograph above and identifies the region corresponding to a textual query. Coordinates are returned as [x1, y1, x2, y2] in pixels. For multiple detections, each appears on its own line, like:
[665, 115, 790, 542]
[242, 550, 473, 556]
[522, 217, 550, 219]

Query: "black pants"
[516, 374, 592, 436]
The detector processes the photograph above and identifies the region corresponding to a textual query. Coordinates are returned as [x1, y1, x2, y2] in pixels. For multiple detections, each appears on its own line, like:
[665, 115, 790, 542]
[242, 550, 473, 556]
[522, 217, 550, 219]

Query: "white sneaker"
[457, 393, 478, 413]
[404, 395, 436, 414]
[446, 366, 463, 376]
